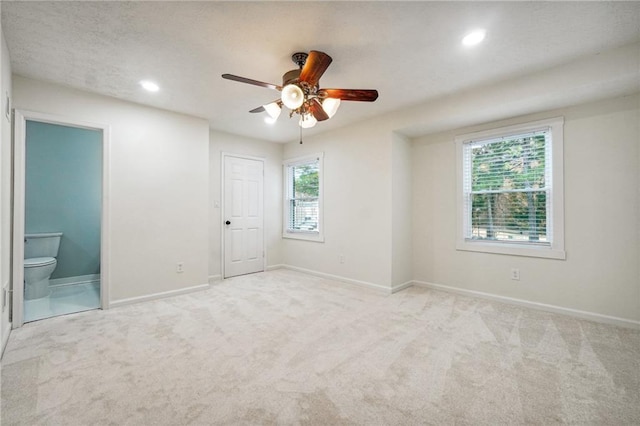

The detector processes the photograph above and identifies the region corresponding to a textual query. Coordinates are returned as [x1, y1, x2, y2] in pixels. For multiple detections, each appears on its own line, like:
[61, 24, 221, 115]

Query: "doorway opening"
[12, 110, 110, 327]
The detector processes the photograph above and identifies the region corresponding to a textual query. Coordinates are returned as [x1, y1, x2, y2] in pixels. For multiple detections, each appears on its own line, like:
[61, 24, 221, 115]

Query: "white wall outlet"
[177, 262, 184, 273]
[339, 254, 345, 264]
[510, 268, 520, 280]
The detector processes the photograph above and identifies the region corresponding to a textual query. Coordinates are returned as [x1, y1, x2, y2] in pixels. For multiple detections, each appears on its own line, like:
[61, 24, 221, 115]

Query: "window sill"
[283, 231, 324, 243]
[456, 240, 565, 260]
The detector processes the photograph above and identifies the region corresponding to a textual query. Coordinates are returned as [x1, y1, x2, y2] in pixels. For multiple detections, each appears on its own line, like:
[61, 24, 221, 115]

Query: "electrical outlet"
[339, 254, 345, 264]
[510, 268, 520, 281]
[176, 262, 184, 273]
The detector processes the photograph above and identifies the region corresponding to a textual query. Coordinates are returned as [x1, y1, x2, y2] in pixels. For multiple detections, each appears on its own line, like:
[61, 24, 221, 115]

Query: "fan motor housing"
[291, 52, 308, 68]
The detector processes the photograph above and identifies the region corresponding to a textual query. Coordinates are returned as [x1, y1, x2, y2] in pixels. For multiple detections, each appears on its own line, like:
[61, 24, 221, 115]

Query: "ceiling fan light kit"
[299, 113, 317, 129]
[263, 101, 282, 120]
[222, 50, 378, 130]
[281, 84, 304, 109]
[322, 98, 341, 118]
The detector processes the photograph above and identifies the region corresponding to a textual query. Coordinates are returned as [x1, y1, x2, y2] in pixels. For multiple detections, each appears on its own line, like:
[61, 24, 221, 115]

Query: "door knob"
[225, 220, 231, 225]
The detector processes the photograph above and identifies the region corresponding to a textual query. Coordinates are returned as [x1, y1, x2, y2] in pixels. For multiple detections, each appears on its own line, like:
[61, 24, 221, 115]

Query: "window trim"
[283, 152, 324, 242]
[455, 117, 565, 259]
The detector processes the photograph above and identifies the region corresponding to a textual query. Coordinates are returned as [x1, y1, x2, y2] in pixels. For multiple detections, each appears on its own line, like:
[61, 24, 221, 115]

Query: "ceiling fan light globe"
[322, 98, 341, 118]
[263, 102, 281, 120]
[281, 84, 304, 109]
[299, 113, 317, 128]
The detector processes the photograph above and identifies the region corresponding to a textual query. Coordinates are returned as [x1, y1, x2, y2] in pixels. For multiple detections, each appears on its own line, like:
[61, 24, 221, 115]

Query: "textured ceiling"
[2, 1, 640, 143]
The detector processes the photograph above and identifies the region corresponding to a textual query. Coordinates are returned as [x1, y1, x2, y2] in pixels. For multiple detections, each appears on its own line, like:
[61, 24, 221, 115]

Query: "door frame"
[12, 109, 111, 328]
[220, 152, 266, 279]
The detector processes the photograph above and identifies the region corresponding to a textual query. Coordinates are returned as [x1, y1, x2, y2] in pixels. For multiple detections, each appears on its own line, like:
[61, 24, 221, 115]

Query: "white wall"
[13, 76, 210, 303]
[209, 129, 283, 280]
[412, 94, 640, 322]
[1, 4, 13, 353]
[391, 132, 412, 288]
[279, 44, 639, 323]
[283, 122, 393, 289]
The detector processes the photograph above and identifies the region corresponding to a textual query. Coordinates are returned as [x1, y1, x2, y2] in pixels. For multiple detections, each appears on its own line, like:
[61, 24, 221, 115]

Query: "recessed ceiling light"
[462, 30, 486, 47]
[140, 80, 160, 92]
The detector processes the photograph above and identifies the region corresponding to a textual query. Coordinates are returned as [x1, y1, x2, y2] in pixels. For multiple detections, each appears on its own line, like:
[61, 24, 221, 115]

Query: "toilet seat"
[24, 257, 56, 268]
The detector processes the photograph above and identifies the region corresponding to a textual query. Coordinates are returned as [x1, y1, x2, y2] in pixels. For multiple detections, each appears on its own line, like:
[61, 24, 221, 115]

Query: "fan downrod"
[291, 52, 308, 69]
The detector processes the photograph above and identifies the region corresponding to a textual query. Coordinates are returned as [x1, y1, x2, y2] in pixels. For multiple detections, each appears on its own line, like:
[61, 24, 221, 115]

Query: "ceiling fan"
[222, 50, 378, 128]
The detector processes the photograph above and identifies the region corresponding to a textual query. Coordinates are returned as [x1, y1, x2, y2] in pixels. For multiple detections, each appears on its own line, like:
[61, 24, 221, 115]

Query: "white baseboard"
[2, 281, 11, 358]
[210, 267, 639, 329]
[1, 320, 11, 359]
[208, 266, 284, 282]
[110, 283, 210, 309]
[276, 264, 392, 294]
[412, 280, 640, 330]
[266, 264, 285, 271]
[50, 274, 100, 287]
[391, 280, 413, 294]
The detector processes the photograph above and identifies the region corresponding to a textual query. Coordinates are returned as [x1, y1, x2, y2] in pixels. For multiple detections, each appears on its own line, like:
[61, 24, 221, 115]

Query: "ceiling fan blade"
[319, 89, 378, 102]
[249, 99, 282, 113]
[299, 51, 333, 87]
[308, 99, 329, 121]
[221, 74, 281, 91]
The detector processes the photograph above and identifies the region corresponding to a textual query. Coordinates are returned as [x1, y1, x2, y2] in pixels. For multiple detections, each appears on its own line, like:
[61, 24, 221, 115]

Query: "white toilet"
[24, 232, 63, 300]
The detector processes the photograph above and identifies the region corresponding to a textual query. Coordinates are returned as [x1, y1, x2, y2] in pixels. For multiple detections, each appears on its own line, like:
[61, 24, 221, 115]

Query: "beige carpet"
[2, 269, 639, 425]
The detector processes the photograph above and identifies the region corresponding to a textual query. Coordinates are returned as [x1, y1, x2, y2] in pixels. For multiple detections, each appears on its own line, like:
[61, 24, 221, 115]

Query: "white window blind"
[283, 153, 323, 241]
[462, 128, 552, 245]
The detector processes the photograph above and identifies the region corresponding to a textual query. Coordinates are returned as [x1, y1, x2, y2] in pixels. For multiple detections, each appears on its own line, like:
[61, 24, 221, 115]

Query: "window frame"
[455, 117, 565, 259]
[282, 152, 324, 242]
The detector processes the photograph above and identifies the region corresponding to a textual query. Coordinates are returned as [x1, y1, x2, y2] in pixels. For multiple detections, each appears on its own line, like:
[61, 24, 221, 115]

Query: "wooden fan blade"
[308, 99, 329, 121]
[249, 106, 265, 113]
[299, 51, 332, 87]
[319, 89, 378, 102]
[222, 74, 281, 91]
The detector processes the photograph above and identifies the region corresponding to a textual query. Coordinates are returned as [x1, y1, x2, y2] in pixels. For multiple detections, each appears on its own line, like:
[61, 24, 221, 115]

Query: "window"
[283, 153, 324, 242]
[456, 118, 565, 259]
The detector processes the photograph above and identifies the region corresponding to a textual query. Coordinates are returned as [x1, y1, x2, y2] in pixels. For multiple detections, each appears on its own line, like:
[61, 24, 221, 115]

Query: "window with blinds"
[456, 118, 565, 259]
[283, 153, 324, 242]
[463, 129, 551, 244]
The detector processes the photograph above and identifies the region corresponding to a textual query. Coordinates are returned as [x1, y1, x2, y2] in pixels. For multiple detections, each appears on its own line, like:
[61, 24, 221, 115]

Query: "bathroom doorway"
[12, 110, 110, 327]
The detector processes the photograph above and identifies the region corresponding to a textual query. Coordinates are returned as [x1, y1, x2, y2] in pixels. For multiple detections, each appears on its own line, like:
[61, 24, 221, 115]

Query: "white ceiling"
[2, 1, 639, 143]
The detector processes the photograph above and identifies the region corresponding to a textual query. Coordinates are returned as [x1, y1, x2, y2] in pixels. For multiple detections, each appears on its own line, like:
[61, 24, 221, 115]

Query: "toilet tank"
[24, 233, 63, 259]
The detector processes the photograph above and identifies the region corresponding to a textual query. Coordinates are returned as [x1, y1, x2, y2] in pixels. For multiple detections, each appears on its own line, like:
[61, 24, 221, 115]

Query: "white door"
[223, 155, 264, 278]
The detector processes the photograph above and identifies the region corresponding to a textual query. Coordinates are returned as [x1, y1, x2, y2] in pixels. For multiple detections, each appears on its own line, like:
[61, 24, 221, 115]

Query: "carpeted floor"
[2, 269, 639, 425]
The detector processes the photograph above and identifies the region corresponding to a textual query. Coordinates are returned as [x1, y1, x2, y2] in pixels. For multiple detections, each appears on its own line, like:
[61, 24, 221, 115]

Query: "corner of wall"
[0, 15, 14, 349]
[390, 131, 413, 287]
[280, 122, 395, 289]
